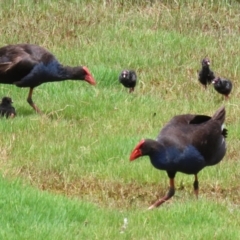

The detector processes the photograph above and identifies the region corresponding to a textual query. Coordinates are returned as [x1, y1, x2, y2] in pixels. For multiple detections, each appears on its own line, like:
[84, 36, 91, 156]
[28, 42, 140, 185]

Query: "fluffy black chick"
[198, 58, 215, 89]
[212, 77, 232, 100]
[0, 96, 16, 118]
[119, 70, 137, 93]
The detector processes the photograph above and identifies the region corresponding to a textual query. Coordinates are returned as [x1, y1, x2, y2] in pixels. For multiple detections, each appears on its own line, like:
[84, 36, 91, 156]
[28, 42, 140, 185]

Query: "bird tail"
[212, 106, 225, 124]
[222, 128, 228, 138]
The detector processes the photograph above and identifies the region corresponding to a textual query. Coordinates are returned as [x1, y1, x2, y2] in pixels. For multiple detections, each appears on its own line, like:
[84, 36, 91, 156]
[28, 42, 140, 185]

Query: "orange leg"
[27, 88, 41, 113]
[224, 95, 229, 100]
[193, 174, 199, 198]
[9, 113, 16, 118]
[129, 87, 134, 93]
[148, 178, 175, 210]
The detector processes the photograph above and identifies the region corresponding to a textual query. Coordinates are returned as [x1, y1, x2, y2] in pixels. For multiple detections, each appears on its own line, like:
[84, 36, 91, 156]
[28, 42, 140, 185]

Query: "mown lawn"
[0, 0, 240, 239]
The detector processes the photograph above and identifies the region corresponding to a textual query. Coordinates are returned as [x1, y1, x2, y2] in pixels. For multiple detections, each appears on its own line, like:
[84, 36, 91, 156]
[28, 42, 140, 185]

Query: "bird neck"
[35, 61, 72, 81]
[60, 65, 84, 80]
[142, 139, 167, 167]
[202, 65, 209, 71]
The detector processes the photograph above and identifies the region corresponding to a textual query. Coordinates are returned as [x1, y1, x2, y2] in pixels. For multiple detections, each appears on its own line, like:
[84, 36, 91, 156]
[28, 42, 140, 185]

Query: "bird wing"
[223, 79, 233, 91]
[0, 46, 39, 73]
[0, 62, 12, 71]
[0, 44, 55, 73]
[130, 71, 137, 81]
[157, 108, 226, 165]
[157, 114, 222, 148]
[156, 114, 201, 148]
[0, 56, 24, 72]
[209, 70, 215, 80]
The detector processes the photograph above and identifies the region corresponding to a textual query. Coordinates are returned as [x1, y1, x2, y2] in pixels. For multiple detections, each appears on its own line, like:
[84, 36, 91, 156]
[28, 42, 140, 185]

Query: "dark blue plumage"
[212, 77, 232, 100]
[0, 96, 16, 118]
[15, 61, 69, 87]
[149, 145, 206, 174]
[198, 57, 215, 89]
[119, 70, 137, 93]
[0, 44, 96, 113]
[130, 106, 227, 209]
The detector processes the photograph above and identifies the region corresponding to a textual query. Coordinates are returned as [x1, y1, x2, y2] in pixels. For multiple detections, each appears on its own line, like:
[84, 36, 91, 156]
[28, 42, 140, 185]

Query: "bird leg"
[193, 174, 199, 198]
[224, 95, 229, 100]
[27, 88, 41, 114]
[148, 178, 175, 210]
[9, 113, 16, 118]
[129, 88, 134, 93]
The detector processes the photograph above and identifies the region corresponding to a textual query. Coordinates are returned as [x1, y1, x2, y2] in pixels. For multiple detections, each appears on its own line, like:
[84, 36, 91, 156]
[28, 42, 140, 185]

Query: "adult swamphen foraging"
[119, 70, 137, 93]
[198, 57, 215, 89]
[212, 77, 232, 100]
[130, 106, 227, 209]
[0, 44, 96, 113]
[0, 96, 16, 118]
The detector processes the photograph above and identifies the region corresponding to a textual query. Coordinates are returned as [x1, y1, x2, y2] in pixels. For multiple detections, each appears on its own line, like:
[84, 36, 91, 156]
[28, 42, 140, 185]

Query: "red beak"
[129, 139, 144, 161]
[83, 66, 96, 85]
[130, 148, 142, 161]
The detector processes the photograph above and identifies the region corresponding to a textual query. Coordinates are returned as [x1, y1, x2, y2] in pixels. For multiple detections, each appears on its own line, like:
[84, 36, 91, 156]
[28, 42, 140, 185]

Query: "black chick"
[198, 57, 215, 89]
[119, 70, 137, 93]
[212, 77, 232, 100]
[0, 97, 16, 118]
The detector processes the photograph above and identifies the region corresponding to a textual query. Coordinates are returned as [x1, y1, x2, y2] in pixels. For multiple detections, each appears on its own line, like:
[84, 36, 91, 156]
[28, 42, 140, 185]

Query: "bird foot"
[30, 103, 42, 114]
[148, 187, 175, 209]
[148, 197, 170, 210]
[9, 113, 16, 118]
[148, 205, 156, 210]
[129, 88, 134, 93]
[27, 98, 42, 114]
[194, 190, 199, 199]
[34, 106, 42, 114]
[224, 95, 229, 100]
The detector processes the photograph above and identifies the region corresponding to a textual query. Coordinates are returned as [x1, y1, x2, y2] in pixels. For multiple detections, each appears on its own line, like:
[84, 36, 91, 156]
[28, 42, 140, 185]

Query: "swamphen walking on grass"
[119, 70, 137, 93]
[198, 57, 215, 89]
[0, 44, 96, 113]
[130, 106, 227, 209]
[212, 77, 232, 100]
[0, 96, 16, 118]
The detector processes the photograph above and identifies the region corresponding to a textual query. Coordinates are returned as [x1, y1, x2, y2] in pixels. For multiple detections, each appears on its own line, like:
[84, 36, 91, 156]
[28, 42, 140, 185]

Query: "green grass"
[1, 175, 240, 239]
[0, 0, 240, 239]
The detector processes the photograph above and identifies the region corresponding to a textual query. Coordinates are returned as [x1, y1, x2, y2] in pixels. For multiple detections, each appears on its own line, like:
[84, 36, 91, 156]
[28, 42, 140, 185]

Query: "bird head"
[130, 139, 163, 161]
[1, 96, 13, 105]
[201, 57, 210, 67]
[130, 139, 145, 161]
[82, 66, 96, 85]
[212, 77, 221, 85]
[120, 70, 129, 79]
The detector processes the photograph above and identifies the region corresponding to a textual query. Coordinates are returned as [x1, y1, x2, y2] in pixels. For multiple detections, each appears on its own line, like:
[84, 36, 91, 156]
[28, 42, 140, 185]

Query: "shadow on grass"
[15, 107, 37, 117]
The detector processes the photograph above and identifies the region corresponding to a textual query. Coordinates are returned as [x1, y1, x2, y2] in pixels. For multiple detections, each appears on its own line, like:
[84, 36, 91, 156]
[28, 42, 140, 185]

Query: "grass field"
[0, 0, 240, 239]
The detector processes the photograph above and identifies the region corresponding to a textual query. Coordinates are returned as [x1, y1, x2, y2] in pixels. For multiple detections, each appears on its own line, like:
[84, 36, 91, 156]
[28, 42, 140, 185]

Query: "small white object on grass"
[120, 217, 128, 233]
